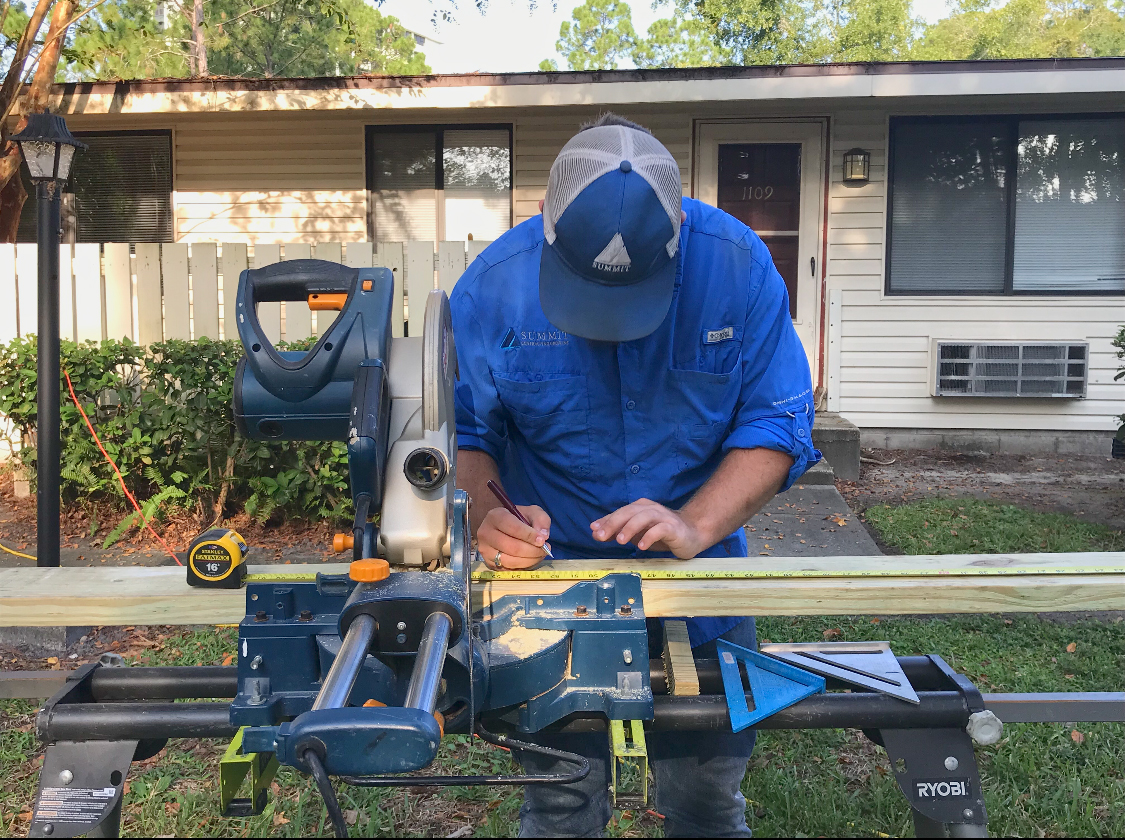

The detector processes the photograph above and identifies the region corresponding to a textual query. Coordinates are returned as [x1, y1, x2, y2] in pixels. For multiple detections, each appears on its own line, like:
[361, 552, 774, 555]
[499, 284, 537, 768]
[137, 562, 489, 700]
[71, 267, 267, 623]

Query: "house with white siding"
[10, 58, 1125, 461]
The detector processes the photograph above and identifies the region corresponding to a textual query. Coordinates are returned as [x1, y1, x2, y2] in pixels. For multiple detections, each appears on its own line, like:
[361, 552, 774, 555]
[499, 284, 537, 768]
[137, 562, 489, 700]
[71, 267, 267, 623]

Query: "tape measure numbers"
[473, 565, 1123, 581]
[242, 565, 1123, 586]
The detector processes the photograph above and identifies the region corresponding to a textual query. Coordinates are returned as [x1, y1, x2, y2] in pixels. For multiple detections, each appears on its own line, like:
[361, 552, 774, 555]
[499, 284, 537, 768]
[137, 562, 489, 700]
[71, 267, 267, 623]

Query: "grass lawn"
[2, 498, 1123, 837]
[862, 497, 1125, 555]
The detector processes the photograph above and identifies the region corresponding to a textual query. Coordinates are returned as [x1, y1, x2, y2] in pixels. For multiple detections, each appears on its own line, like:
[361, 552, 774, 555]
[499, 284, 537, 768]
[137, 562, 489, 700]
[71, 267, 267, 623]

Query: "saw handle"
[243, 259, 358, 303]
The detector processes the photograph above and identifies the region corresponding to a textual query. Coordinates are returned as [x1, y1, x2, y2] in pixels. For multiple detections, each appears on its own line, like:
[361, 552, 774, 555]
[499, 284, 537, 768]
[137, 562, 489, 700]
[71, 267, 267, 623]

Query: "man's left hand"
[591, 498, 709, 559]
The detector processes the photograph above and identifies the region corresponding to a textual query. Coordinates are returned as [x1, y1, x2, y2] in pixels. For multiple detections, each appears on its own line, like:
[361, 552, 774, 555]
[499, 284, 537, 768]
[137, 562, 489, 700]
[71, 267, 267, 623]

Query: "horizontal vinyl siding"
[829, 106, 1125, 433]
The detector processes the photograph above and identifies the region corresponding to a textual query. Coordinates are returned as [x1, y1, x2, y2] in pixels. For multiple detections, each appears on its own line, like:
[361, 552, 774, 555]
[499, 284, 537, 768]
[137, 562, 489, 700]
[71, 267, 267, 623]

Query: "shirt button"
[626, 400, 636, 410]
[630, 464, 640, 474]
[797, 428, 807, 438]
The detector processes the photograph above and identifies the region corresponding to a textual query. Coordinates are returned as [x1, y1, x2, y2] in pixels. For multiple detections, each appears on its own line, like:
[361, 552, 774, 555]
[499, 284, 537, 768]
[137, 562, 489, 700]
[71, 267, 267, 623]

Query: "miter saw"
[25, 259, 1028, 839]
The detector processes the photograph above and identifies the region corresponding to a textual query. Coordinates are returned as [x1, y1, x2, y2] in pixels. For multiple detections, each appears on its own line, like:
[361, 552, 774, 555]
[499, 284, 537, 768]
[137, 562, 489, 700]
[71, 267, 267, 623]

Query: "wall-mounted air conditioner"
[930, 340, 1088, 398]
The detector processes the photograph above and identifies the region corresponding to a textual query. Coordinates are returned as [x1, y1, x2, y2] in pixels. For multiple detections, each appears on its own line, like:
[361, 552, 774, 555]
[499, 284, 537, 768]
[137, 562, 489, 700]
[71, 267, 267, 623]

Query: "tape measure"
[187, 529, 250, 588]
[241, 563, 1123, 586]
[472, 565, 1123, 581]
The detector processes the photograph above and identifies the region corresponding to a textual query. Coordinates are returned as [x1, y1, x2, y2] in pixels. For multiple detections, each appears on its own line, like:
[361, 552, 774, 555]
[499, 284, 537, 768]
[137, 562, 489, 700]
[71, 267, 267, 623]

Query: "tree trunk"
[0, 0, 54, 140]
[0, 0, 77, 242]
[0, 174, 27, 242]
[193, 0, 208, 77]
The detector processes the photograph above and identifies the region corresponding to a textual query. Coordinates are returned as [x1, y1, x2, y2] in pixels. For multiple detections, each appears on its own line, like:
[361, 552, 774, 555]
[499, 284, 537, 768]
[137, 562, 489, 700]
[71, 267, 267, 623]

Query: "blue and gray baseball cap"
[540, 124, 683, 342]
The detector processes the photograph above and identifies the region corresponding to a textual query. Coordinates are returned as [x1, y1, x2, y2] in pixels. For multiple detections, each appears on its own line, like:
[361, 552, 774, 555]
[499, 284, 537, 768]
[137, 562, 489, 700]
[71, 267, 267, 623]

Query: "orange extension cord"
[64, 370, 183, 566]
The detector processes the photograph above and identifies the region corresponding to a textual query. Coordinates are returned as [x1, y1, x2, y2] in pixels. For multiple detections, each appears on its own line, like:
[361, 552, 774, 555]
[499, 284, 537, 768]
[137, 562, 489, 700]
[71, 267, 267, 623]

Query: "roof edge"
[43, 56, 1125, 96]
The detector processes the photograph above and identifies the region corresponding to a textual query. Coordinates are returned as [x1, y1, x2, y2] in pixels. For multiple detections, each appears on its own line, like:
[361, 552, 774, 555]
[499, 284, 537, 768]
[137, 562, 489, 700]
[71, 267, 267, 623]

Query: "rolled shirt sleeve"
[722, 238, 821, 491]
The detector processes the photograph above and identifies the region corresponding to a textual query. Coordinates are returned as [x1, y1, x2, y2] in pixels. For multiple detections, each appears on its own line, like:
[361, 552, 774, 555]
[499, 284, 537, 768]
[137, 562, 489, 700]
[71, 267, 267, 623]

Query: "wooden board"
[73, 244, 104, 342]
[404, 241, 434, 338]
[220, 243, 248, 342]
[374, 242, 405, 338]
[59, 245, 75, 342]
[190, 243, 220, 340]
[0, 244, 16, 342]
[1, 553, 1122, 628]
[161, 243, 191, 340]
[15, 244, 36, 338]
[437, 241, 465, 296]
[134, 243, 163, 344]
[103, 243, 133, 341]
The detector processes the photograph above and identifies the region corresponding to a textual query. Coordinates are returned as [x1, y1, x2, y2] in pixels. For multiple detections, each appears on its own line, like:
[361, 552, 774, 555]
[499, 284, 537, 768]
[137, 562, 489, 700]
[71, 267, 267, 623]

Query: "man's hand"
[591, 498, 708, 559]
[477, 504, 552, 570]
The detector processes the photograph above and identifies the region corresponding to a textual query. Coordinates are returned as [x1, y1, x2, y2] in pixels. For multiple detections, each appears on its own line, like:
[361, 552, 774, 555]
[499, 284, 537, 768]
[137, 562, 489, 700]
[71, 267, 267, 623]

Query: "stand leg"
[29, 740, 137, 839]
[878, 728, 988, 837]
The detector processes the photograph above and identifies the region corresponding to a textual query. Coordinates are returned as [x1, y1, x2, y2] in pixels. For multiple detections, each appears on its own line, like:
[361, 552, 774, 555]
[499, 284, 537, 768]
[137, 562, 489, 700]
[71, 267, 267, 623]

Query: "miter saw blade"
[759, 641, 920, 704]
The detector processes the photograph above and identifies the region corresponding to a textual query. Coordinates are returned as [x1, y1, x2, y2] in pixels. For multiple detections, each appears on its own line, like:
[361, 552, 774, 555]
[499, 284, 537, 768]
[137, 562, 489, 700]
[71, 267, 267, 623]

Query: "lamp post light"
[13, 113, 86, 568]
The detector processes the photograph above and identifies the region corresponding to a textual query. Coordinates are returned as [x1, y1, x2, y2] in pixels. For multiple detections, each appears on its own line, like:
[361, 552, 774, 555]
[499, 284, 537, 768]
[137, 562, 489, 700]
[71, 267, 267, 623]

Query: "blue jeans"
[511, 618, 758, 838]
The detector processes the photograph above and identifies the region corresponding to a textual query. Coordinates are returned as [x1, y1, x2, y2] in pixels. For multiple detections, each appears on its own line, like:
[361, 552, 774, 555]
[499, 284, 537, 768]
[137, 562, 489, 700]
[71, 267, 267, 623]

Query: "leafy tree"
[914, 0, 1125, 60]
[554, 0, 639, 70]
[65, 0, 431, 80]
[684, 0, 824, 64]
[833, 0, 919, 60]
[633, 10, 730, 67]
[66, 0, 188, 79]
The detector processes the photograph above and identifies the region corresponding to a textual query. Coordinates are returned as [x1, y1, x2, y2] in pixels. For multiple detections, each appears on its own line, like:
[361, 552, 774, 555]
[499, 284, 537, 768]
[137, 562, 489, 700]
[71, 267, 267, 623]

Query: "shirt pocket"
[667, 368, 739, 475]
[493, 373, 592, 477]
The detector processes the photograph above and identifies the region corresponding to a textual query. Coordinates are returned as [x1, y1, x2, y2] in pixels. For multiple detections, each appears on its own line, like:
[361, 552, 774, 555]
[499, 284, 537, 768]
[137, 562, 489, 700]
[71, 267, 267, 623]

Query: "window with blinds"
[366, 126, 511, 243]
[887, 116, 1125, 295]
[17, 131, 173, 243]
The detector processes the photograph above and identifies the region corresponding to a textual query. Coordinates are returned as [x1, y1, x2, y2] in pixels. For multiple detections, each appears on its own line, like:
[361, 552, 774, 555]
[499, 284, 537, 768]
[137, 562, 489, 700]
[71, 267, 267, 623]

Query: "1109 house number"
[739, 186, 774, 200]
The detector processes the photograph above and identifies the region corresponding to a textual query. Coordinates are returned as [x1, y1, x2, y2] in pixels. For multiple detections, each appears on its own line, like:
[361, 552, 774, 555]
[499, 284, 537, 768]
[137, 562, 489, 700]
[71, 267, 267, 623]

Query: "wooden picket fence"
[0, 240, 493, 347]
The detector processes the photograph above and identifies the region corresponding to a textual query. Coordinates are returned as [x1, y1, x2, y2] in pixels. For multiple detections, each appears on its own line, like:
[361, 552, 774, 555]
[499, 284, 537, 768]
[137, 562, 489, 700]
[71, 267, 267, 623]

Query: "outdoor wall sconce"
[842, 148, 871, 183]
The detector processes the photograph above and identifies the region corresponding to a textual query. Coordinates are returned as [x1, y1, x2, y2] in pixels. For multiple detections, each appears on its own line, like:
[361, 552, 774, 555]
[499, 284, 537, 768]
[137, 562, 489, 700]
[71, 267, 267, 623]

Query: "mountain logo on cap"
[592, 232, 631, 273]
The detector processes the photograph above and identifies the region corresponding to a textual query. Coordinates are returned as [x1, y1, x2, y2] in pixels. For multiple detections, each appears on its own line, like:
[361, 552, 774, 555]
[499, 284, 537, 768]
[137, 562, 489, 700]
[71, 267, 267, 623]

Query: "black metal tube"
[649, 655, 949, 696]
[89, 667, 238, 701]
[40, 703, 237, 741]
[35, 180, 61, 568]
[497, 691, 973, 735]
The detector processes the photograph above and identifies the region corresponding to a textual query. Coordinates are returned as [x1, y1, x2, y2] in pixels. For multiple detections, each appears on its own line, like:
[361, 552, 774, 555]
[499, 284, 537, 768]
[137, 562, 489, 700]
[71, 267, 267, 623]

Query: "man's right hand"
[477, 505, 552, 570]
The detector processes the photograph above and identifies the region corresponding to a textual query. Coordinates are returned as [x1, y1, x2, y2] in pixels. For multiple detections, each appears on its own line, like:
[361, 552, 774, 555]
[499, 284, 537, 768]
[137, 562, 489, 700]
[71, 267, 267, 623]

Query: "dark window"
[18, 131, 173, 243]
[887, 115, 1125, 295]
[366, 125, 512, 242]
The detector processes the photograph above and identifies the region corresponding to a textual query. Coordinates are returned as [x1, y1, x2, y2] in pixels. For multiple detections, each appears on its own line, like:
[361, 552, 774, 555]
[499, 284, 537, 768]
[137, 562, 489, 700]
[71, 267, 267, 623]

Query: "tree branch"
[0, 0, 54, 135]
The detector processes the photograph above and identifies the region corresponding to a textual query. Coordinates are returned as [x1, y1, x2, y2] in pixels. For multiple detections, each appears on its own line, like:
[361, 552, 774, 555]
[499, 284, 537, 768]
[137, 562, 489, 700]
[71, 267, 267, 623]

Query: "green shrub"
[0, 336, 351, 524]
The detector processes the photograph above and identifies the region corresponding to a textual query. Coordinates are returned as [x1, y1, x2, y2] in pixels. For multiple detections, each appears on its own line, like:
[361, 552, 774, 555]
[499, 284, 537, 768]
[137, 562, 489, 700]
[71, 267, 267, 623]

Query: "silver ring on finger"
[493, 549, 503, 569]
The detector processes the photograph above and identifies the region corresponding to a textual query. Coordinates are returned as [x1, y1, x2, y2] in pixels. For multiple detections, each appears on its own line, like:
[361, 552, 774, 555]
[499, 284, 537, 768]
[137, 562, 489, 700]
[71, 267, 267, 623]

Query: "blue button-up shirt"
[452, 198, 820, 646]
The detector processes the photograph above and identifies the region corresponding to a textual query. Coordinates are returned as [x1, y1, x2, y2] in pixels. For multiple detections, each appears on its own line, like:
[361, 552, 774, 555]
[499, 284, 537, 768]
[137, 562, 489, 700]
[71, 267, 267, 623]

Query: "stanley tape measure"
[187, 528, 250, 588]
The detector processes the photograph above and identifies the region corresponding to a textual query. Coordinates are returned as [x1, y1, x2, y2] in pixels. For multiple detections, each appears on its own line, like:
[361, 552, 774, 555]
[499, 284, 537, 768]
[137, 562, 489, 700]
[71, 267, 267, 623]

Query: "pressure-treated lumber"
[662, 620, 699, 696]
[0, 553, 1122, 628]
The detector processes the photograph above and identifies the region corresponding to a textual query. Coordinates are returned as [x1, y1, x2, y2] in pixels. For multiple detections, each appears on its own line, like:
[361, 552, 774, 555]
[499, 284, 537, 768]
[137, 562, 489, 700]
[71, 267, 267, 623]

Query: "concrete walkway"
[744, 481, 883, 557]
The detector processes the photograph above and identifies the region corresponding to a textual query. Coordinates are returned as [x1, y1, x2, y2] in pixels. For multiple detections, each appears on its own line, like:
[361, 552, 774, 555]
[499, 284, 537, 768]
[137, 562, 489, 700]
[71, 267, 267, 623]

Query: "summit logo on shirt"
[501, 326, 570, 349]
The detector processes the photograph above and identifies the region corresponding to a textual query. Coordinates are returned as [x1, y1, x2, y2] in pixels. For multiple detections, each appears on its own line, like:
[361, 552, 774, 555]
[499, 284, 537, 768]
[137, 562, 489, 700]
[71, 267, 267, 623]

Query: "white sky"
[376, 0, 959, 75]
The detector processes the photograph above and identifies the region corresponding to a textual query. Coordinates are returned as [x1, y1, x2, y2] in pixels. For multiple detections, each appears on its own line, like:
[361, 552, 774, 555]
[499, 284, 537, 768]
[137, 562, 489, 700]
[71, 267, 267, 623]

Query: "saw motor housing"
[232, 259, 456, 567]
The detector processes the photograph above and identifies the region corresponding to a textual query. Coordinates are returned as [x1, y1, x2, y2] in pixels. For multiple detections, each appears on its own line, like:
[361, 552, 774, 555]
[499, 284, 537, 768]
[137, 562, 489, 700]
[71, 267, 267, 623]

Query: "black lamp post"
[13, 113, 86, 567]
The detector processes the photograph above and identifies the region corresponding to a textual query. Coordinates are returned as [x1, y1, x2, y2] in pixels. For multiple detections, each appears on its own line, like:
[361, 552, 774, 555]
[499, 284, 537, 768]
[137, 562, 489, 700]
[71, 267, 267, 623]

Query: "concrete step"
[799, 456, 836, 485]
[813, 412, 860, 482]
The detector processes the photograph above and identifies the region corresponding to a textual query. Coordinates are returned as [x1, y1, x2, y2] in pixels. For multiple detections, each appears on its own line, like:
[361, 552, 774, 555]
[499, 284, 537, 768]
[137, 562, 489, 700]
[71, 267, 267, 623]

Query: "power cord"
[303, 749, 349, 838]
[0, 541, 36, 560]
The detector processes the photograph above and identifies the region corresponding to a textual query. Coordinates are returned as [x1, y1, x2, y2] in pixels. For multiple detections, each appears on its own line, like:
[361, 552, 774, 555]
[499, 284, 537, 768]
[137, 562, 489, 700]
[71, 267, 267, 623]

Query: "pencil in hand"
[486, 479, 554, 559]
